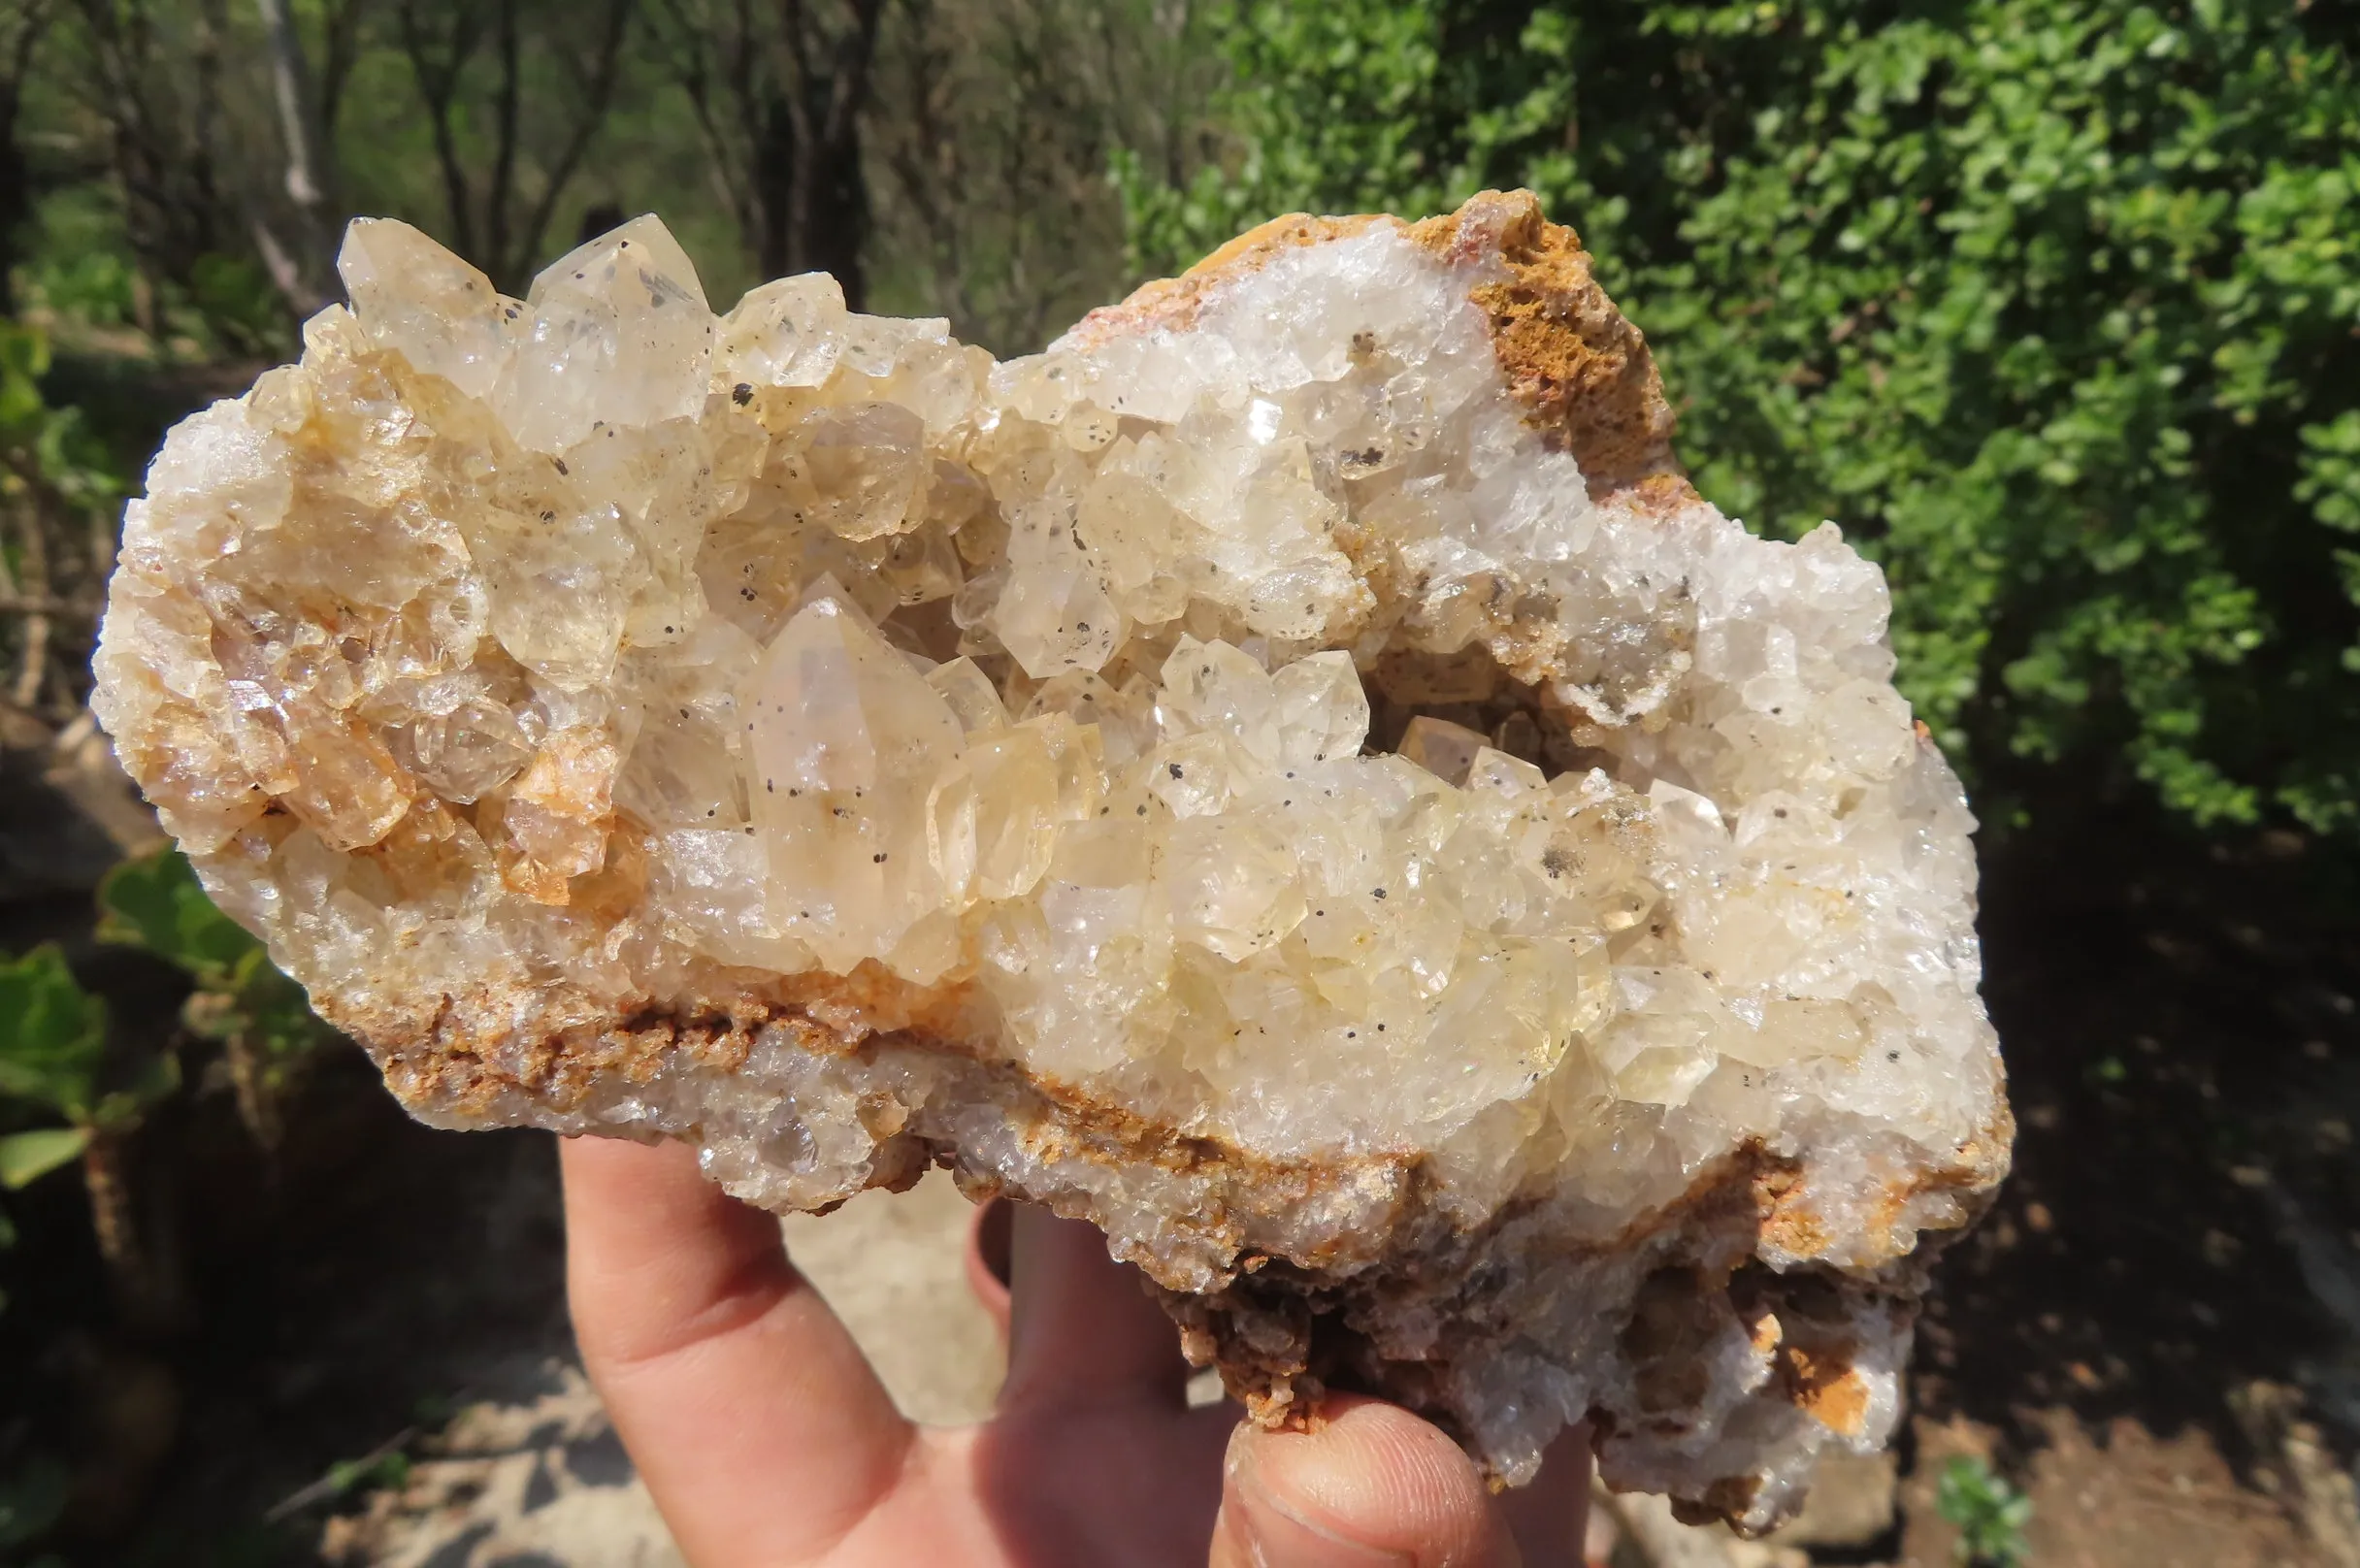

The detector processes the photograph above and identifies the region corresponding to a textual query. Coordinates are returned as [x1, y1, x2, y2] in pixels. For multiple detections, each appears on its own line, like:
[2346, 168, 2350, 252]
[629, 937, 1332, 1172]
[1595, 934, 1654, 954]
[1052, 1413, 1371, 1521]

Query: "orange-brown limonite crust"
[1064, 189, 1688, 504]
[270, 188, 2004, 1523]
[1072, 191, 1705, 731]
[357, 958, 2003, 1517]
[1156, 1126, 2005, 1474]
[348, 842, 2006, 1522]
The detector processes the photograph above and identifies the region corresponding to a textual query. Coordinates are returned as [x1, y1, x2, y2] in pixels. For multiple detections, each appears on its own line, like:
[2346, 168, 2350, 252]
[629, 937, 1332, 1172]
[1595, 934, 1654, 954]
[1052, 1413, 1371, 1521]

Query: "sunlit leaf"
[99, 848, 263, 987]
[0, 1127, 93, 1191]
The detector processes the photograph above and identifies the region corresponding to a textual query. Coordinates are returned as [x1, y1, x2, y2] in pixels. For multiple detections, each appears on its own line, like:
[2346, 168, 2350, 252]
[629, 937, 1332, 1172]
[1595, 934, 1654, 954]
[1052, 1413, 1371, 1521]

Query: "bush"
[1120, 0, 2360, 839]
[99, 848, 337, 1155]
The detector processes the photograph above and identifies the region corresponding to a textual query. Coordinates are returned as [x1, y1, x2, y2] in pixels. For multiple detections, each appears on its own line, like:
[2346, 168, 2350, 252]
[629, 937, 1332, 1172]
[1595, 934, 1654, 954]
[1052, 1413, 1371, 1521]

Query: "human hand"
[561, 1135, 1591, 1566]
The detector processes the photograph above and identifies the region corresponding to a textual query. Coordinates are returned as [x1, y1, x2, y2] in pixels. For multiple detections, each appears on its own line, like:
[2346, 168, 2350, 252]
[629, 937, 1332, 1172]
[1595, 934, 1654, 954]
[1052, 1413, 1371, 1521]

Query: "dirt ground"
[143, 1131, 2360, 1566]
[1896, 804, 2360, 1568]
[302, 1169, 1002, 1567]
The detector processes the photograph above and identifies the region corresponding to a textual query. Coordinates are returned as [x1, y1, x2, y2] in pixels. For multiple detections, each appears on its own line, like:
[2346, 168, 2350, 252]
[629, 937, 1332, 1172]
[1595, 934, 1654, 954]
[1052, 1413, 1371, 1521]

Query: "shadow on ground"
[1907, 798, 2360, 1564]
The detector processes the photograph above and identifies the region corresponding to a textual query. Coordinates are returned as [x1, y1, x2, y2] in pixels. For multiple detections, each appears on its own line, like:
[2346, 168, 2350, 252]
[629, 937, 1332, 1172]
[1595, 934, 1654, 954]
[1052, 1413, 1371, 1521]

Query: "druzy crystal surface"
[91, 193, 2010, 1529]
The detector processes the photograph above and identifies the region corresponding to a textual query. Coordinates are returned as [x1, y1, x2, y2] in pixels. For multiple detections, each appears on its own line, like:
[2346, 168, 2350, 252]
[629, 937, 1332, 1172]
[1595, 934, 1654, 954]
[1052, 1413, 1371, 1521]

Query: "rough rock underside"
[91, 191, 2010, 1531]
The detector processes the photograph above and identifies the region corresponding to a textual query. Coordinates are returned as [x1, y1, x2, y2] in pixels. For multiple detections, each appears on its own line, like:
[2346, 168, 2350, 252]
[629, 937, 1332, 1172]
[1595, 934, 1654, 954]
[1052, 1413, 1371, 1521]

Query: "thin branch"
[720, 0, 767, 252]
[188, 0, 230, 248]
[773, 0, 813, 146]
[262, 1426, 420, 1524]
[249, 213, 319, 313]
[486, 0, 519, 278]
[0, 0, 52, 85]
[396, 0, 485, 262]
[0, 593, 93, 617]
[9, 500, 53, 710]
[650, 0, 756, 241]
[510, 0, 633, 279]
[318, 0, 369, 159]
[822, 0, 886, 153]
[254, 0, 326, 209]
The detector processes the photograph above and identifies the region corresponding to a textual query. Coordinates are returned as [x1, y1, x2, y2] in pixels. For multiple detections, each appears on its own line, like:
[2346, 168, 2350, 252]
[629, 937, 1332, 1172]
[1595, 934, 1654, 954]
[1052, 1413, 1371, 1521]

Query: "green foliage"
[99, 849, 268, 990]
[0, 940, 184, 1323]
[1116, 0, 1497, 276]
[0, 943, 179, 1141]
[183, 254, 298, 360]
[0, 319, 122, 519]
[99, 849, 332, 1068]
[1936, 1454, 2033, 1566]
[1121, 0, 2360, 840]
[26, 248, 141, 331]
[0, 947, 109, 1126]
[0, 321, 53, 435]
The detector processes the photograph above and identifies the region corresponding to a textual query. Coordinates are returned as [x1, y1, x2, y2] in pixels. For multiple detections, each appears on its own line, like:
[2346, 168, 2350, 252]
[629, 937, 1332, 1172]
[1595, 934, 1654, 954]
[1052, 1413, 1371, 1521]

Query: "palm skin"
[561, 1135, 1588, 1567]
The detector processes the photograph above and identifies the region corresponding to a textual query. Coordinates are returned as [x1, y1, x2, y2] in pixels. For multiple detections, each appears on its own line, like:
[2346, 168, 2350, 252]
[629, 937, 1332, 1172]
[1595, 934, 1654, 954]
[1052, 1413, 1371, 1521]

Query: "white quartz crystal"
[91, 193, 2010, 1531]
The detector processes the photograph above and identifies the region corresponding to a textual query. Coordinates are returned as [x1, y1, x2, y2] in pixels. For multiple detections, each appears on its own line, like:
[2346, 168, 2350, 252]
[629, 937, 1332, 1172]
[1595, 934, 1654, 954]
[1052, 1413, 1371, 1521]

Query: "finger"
[998, 1202, 1193, 1414]
[1494, 1421, 1590, 1566]
[1208, 1395, 1513, 1568]
[963, 1195, 1014, 1339]
[561, 1134, 913, 1565]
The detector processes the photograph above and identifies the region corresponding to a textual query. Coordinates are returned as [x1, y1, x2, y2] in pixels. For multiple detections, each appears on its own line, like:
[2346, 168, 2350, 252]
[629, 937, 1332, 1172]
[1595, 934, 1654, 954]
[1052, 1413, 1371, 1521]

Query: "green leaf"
[0, 1127, 93, 1191]
[327, 1449, 412, 1496]
[90, 1049, 181, 1132]
[99, 849, 263, 988]
[0, 947, 108, 1121]
[98, 850, 334, 1066]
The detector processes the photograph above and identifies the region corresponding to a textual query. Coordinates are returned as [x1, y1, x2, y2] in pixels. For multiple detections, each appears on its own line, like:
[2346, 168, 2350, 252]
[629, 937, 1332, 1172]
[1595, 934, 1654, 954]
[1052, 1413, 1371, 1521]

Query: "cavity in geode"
[91, 190, 2010, 1531]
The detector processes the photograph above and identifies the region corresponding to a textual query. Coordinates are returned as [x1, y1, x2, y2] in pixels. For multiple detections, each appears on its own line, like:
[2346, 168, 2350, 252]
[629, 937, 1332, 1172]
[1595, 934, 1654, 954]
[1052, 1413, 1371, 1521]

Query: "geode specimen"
[91, 191, 2009, 1529]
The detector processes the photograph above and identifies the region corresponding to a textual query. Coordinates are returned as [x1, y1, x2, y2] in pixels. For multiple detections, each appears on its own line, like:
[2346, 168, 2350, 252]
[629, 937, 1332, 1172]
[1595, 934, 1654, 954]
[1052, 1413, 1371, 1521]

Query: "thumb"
[1207, 1395, 1518, 1568]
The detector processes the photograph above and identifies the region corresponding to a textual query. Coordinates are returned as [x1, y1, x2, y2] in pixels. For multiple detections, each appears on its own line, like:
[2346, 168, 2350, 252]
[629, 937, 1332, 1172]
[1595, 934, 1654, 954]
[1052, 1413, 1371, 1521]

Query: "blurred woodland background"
[0, 1, 2357, 1564]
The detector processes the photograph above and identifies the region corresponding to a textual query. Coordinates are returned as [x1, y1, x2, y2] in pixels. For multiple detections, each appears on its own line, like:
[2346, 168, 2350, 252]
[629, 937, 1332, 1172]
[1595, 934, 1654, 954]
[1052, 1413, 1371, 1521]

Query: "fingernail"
[1224, 1434, 1416, 1567]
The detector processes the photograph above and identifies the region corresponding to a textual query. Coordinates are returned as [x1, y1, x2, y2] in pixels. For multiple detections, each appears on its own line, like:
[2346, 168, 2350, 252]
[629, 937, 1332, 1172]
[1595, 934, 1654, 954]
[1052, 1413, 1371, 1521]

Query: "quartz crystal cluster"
[92, 191, 2009, 1530]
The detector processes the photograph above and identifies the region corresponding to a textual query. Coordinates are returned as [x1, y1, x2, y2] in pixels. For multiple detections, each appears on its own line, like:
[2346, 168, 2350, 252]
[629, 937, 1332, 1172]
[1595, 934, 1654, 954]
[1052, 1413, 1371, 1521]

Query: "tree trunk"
[753, 96, 797, 284]
[9, 471, 53, 712]
[0, 5, 44, 306]
[253, 0, 328, 213]
[224, 1030, 283, 1161]
[0, 78, 28, 307]
[252, 0, 336, 311]
[752, 101, 869, 307]
[793, 121, 868, 308]
[82, 1128, 182, 1336]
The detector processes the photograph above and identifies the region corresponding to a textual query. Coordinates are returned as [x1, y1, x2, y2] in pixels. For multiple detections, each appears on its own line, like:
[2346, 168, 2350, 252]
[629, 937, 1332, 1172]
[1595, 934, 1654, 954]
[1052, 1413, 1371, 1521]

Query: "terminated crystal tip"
[92, 191, 2010, 1530]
